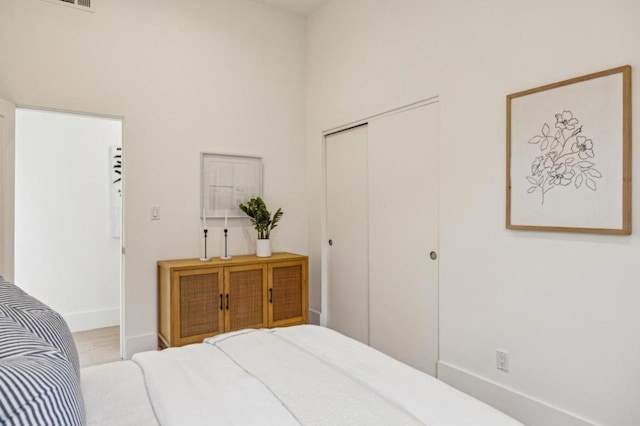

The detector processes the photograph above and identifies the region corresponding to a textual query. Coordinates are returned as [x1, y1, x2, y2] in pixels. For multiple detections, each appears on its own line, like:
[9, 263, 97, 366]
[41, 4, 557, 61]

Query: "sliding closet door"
[368, 103, 439, 375]
[0, 98, 15, 281]
[325, 125, 369, 344]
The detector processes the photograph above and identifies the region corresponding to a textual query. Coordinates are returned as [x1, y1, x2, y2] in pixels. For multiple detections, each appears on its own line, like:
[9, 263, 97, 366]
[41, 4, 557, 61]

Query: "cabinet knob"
[328, 239, 333, 246]
[430, 251, 438, 260]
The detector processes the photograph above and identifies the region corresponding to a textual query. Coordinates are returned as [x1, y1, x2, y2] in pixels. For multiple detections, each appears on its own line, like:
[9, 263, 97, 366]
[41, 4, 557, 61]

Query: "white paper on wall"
[110, 145, 122, 238]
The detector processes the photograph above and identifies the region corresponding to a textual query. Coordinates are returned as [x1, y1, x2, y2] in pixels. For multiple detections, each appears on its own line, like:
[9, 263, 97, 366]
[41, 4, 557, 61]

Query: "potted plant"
[239, 197, 283, 257]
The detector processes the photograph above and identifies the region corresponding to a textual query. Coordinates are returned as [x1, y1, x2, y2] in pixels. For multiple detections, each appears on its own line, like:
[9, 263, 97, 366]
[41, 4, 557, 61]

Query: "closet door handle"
[226, 294, 230, 310]
[219, 294, 224, 311]
[269, 288, 273, 304]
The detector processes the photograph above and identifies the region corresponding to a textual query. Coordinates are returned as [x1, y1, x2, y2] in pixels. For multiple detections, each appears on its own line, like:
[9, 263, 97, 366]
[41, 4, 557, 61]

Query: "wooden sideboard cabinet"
[157, 253, 308, 348]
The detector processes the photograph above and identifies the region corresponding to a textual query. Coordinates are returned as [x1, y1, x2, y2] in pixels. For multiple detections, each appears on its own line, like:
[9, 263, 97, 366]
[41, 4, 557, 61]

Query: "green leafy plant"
[239, 197, 283, 240]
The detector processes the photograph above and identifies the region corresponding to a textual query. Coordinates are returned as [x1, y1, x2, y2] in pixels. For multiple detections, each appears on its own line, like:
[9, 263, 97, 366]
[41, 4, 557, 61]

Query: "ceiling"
[252, 0, 330, 16]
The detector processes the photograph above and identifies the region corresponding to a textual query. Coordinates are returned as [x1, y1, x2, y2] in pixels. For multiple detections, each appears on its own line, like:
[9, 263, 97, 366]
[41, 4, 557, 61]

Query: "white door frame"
[320, 95, 440, 347]
[0, 98, 16, 282]
[13, 105, 127, 360]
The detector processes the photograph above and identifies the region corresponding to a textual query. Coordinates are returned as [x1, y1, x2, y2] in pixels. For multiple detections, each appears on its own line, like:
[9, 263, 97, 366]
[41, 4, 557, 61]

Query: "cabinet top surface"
[158, 252, 308, 269]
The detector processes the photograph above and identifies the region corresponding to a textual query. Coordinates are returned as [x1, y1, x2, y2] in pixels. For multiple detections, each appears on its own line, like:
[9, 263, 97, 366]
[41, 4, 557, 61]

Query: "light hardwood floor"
[72, 326, 121, 368]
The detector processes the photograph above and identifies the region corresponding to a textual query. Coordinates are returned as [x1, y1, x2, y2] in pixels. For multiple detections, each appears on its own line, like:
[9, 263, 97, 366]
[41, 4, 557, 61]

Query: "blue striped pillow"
[0, 279, 80, 377]
[0, 316, 85, 425]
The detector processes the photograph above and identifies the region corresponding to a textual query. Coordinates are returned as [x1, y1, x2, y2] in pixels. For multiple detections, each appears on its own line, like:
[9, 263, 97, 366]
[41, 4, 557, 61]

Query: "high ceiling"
[252, 0, 330, 16]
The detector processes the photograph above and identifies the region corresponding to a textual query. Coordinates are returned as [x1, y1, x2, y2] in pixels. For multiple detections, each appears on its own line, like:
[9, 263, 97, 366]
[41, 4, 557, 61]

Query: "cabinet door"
[225, 264, 268, 332]
[172, 267, 225, 346]
[268, 260, 307, 328]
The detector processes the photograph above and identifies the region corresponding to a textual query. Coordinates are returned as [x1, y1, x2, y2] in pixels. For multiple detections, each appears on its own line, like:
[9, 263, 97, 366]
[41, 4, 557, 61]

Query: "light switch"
[150, 206, 160, 220]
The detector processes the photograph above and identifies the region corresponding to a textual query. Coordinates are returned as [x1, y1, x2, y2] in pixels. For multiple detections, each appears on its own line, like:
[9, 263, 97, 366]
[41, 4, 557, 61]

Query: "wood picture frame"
[201, 153, 263, 219]
[506, 65, 632, 234]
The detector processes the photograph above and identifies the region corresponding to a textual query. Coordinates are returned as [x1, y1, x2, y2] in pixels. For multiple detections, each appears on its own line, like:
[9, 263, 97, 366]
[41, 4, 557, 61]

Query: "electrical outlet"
[496, 350, 509, 372]
[150, 206, 160, 221]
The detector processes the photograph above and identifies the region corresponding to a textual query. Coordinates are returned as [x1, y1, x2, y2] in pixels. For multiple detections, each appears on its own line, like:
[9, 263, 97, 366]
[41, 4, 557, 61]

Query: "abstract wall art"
[201, 153, 263, 219]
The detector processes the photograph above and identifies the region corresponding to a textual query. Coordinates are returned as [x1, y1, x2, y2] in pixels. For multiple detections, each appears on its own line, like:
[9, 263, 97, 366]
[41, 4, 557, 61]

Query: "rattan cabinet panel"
[226, 265, 268, 332]
[158, 253, 308, 348]
[269, 260, 307, 327]
[158, 267, 225, 348]
[179, 272, 220, 338]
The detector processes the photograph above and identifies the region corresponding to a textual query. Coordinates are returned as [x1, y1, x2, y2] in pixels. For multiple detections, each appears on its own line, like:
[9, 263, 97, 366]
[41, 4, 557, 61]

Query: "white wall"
[307, 1, 640, 425]
[15, 109, 121, 332]
[0, 0, 307, 355]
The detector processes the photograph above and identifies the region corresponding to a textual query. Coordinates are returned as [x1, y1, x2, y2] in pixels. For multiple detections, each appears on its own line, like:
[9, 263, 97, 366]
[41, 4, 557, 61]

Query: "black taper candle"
[203, 228, 208, 259]
[224, 228, 228, 258]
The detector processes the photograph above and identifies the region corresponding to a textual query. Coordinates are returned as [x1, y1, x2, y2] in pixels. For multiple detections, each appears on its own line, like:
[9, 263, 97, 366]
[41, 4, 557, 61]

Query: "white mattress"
[130, 325, 522, 426]
[81, 360, 158, 426]
[269, 325, 522, 426]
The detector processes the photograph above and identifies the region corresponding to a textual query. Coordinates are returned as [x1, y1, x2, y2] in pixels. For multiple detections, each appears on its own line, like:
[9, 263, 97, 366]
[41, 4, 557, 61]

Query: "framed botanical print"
[506, 66, 631, 234]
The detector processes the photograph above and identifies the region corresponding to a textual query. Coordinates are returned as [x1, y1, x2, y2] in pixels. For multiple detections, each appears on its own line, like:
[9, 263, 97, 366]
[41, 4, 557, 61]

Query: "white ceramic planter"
[256, 239, 272, 257]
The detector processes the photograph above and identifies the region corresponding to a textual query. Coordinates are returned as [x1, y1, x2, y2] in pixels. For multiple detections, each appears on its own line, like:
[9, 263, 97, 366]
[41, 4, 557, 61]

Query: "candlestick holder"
[221, 228, 232, 260]
[199, 229, 211, 262]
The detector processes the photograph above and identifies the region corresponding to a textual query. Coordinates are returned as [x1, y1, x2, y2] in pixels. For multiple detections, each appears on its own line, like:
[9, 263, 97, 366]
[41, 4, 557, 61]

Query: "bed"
[83, 326, 522, 425]
[1, 277, 522, 425]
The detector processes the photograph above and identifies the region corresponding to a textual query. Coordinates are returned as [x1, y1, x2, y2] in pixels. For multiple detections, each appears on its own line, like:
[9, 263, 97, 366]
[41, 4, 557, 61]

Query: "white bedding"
[132, 343, 299, 426]
[132, 325, 522, 426]
[271, 326, 520, 425]
[82, 361, 158, 426]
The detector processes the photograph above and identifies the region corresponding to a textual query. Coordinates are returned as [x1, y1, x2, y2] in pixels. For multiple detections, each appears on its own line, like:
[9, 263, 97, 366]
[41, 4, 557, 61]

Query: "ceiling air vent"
[41, 0, 94, 12]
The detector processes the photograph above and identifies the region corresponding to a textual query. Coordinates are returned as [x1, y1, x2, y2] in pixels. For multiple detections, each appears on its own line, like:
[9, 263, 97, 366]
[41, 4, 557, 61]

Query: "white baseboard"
[64, 308, 119, 332]
[123, 333, 157, 359]
[309, 309, 321, 325]
[437, 361, 596, 426]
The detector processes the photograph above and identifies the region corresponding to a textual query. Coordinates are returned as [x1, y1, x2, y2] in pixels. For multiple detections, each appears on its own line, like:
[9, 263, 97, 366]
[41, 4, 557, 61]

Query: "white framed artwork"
[201, 153, 262, 218]
[506, 66, 631, 234]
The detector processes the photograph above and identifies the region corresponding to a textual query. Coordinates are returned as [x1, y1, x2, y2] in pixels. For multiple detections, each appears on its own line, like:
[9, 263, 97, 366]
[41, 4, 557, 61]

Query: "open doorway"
[15, 108, 123, 366]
